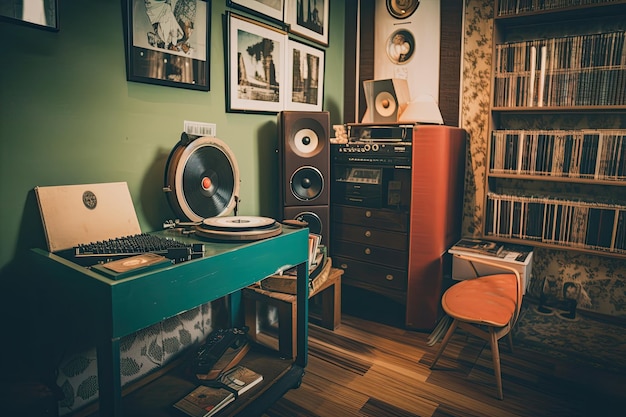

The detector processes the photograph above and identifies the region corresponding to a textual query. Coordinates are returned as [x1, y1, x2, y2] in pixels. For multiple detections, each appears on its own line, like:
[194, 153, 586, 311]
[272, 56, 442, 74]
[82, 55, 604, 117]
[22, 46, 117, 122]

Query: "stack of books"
[174, 366, 263, 417]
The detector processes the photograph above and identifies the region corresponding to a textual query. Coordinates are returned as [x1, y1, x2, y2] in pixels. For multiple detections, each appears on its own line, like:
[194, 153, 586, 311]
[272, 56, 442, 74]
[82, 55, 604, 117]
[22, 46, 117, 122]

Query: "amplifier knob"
[364, 144, 370, 151]
[340, 263, 348, 269]
[364, 230, 372, 238]
[365, 210, 372, 217]
[372, 144, 379, 151]
[364, 248, 371, 255]
[386, 274, 394, 281]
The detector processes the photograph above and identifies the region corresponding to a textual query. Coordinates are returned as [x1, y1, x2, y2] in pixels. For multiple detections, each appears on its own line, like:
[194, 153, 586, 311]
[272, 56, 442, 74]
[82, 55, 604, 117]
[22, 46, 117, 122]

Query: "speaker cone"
[293, 211, 322, 235]
[288, 117, 326, 158]
[293, 128, 319, 155]
[290, 166, 323, 201]
[375, 91, 397, 117]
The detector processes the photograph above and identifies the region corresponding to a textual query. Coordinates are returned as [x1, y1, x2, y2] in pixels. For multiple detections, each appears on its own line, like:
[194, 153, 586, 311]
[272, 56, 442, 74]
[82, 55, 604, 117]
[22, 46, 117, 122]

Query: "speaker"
[283, 206, 330, 247]
[363, 79, 411, 123]
[278, 111, 330, 244]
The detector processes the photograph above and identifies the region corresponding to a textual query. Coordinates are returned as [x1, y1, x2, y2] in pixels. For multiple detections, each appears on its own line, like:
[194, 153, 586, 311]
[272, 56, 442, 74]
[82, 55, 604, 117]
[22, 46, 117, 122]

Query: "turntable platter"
[194, 216, 282, 241]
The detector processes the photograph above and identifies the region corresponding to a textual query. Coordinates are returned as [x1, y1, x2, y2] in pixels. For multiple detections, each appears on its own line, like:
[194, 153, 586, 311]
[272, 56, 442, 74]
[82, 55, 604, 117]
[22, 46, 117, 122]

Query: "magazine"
[451, 238, 505, 257]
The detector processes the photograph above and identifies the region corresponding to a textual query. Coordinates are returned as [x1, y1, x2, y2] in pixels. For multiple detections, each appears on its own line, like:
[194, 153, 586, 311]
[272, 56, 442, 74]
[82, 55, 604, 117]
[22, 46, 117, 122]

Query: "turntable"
[163, 132, 283, 241]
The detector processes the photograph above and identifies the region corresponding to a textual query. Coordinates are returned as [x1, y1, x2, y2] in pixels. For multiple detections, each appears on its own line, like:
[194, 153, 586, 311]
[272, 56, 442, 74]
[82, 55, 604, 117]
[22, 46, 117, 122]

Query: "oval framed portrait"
[386, 0, 420, 19]
[386, 29, 415, 65]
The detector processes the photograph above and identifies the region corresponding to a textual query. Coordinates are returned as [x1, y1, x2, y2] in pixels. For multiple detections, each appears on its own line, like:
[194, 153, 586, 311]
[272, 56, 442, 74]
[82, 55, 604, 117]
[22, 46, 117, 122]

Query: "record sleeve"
[91, 253, 172, 280]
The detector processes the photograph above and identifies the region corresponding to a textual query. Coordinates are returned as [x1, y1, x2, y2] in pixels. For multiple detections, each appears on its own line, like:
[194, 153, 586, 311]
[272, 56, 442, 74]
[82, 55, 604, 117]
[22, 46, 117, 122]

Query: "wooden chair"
[430, 253, 523, 400]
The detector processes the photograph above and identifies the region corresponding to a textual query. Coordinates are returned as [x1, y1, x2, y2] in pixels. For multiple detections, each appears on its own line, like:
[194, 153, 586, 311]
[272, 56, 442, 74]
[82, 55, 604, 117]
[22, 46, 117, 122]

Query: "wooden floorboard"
[265, 313, 626, 417]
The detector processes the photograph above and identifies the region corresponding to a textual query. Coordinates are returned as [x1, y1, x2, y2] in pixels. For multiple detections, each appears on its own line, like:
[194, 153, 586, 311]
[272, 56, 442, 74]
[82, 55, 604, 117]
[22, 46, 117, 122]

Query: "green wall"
[0, 1, 346, 273]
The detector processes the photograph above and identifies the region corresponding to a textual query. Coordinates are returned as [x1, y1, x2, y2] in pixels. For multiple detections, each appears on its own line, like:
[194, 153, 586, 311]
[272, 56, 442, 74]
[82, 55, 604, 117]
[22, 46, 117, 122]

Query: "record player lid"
[35, 182, 142, 252]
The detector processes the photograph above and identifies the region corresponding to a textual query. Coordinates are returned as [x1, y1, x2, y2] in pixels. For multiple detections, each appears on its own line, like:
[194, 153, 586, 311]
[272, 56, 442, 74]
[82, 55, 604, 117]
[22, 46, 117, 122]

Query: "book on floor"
[173, 385, 235, 417]
[219, 365, 263, 396]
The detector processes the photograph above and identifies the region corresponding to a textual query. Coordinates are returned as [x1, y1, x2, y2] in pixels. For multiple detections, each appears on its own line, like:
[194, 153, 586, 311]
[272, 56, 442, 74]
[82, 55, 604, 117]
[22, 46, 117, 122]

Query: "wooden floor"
[263, 313, 626, 417]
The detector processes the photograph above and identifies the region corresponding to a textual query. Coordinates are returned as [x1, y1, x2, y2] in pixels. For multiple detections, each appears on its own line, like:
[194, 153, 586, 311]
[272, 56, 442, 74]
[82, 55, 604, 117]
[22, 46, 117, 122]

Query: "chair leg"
[430, 319, 458, 369]
[489, 327, 504, 400]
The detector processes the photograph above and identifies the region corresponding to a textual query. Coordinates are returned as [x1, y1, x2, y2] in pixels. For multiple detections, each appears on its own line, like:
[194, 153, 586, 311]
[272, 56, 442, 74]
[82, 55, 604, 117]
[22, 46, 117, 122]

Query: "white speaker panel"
[374, 0, 441, 102]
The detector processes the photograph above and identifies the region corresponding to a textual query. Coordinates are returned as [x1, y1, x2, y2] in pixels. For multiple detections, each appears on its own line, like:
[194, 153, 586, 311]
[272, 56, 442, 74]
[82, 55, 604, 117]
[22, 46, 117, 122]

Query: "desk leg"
[97, 337, 122, 417]
[295, 262, 308, 368]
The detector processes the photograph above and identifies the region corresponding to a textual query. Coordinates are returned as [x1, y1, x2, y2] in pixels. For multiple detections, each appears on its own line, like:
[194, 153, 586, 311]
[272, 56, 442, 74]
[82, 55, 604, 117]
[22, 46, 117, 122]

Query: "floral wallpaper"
[460, 0, 626, 318]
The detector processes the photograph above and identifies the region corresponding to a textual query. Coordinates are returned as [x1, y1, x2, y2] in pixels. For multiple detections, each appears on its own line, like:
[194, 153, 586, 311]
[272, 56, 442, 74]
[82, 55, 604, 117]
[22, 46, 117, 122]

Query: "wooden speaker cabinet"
[330, 125, 467, 330]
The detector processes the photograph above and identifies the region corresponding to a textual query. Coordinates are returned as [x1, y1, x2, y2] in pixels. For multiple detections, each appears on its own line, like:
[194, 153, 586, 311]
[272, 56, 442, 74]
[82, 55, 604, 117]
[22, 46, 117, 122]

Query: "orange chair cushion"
[441, 273, 518, 327]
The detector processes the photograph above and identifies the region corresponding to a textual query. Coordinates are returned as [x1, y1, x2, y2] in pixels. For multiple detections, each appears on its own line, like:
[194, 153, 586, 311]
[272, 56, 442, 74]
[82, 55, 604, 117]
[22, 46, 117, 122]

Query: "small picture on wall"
[227, 13, 286, 113]
[228, 0, 284, 22]
[286, 39, 324, 111]
[0, 0, 59, 31]
[285, 0, 329, 46]
[126, 0, 210, 91]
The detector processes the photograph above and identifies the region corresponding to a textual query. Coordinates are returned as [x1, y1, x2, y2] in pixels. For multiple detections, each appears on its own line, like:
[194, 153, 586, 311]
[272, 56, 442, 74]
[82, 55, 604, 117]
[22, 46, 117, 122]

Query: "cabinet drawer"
[333, 256, 407, 291]
[332, 205, 408, 232]
[333, 239, 407, 269]
[332, 223, 407, 251]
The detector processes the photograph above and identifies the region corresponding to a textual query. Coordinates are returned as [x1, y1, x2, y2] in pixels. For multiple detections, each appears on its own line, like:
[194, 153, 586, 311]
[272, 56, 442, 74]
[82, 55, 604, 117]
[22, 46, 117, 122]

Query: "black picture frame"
[0, 0, 59, 31]
[227, 0, 284, 23]
[126, 0, 210, 91]
[226, 12, 286, 113]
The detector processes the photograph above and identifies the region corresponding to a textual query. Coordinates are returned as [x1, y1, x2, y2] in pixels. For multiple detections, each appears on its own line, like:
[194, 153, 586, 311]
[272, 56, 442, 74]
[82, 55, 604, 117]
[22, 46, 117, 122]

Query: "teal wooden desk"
[30, 226, 309, 417]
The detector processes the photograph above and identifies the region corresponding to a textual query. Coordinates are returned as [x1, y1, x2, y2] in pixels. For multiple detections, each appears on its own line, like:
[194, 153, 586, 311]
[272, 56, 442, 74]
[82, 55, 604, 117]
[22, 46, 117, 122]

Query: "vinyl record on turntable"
[194, 216, 283, 241]
[164, 135, 240, 222]
[201, 215, 276, 230]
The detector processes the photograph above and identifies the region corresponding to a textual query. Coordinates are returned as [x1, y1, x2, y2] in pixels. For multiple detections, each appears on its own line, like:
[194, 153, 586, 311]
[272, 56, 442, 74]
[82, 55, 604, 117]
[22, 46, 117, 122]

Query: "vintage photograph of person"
[127, 0, 209, 89]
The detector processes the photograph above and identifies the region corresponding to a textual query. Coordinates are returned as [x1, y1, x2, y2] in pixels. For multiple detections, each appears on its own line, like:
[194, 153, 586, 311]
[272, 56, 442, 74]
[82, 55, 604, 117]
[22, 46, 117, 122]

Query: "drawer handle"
[386, 274, 394, 281]
[365, 210, 372, 218]
[364, 248, 371, 255]
[365, 230, 372, 238]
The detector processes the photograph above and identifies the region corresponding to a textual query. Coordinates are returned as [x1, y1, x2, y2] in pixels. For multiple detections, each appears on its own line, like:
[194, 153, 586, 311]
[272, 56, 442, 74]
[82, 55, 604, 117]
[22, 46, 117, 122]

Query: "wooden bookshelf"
[485, 0, 626, 258]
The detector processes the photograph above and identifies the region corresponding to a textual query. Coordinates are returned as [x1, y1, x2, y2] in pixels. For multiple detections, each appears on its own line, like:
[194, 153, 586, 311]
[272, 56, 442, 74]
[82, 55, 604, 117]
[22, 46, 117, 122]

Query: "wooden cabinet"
[331, 125, 467, 330]
[485, 0, 626, 258]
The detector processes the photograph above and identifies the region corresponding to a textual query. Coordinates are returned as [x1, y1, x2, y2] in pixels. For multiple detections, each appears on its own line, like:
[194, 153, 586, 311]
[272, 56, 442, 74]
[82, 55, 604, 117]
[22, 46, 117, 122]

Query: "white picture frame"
[228, 0, 284, 22]
[227, 13, 286, 113]
[285, 39, 325, 111]
[285, 0, 329, 46]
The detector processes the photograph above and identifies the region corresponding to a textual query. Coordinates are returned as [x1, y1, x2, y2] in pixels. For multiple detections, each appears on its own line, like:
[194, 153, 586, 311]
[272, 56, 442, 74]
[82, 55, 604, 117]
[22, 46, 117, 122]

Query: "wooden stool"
[243, 267, 343, 358]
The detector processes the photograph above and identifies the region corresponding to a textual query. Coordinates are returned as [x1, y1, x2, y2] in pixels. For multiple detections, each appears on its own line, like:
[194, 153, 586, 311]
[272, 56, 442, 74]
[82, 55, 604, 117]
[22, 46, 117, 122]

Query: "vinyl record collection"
[496, 0, 623, 15]
[490, 129, 626, 180]
[485, 193, 626, 254]
[493, 30, 626, 107]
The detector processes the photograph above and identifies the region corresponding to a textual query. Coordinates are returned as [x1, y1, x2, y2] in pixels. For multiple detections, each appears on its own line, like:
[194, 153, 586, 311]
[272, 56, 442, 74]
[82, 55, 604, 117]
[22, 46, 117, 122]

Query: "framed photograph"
[285, 39, 324, 111]
[285, 0, 329, 46]
[126, 0, 210, 91]
[227, 0, 284, 22]
[0, 0, 59, 31]
[227, 13, 286, 113]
